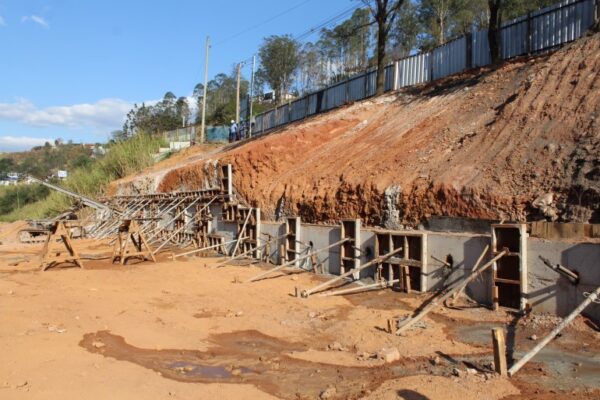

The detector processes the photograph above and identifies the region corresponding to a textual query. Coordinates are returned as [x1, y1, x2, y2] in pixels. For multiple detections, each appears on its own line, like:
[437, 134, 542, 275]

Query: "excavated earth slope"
[112, 31, 600, 226]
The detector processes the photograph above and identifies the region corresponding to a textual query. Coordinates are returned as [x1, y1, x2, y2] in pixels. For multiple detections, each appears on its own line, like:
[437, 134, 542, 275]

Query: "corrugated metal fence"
[249, 0, 597, 137]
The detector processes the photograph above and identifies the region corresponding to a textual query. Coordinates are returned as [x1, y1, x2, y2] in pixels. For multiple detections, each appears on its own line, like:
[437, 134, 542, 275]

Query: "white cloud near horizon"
[0, 98, 134, 130]
[21, 15, 49, 28]
[0, 135, 54, 152]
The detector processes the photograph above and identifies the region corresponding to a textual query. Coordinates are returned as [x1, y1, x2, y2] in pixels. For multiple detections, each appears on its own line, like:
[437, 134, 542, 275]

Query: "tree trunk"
[488, 0, 502, 63]
[376, 14, 387, 95]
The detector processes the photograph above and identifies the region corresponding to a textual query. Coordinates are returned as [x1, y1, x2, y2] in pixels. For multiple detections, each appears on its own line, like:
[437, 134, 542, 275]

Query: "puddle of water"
[167, 361, 236, 379]
[454, 323, 600, 390]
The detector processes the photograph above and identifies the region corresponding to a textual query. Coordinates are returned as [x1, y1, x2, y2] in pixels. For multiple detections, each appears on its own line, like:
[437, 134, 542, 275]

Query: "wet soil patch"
[80, 330, 438, 399]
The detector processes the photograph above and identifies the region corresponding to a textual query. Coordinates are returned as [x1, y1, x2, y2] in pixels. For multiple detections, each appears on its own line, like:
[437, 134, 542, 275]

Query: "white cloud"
[0, 136, 54, 152]
[0, 16, 5, 26]
[21, 15, 49, 28]
[0, 98, 134, 130]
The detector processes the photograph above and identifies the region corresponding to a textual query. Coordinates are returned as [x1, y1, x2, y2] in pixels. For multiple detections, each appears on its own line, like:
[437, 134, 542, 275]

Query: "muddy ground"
[1, 222, 599, 399]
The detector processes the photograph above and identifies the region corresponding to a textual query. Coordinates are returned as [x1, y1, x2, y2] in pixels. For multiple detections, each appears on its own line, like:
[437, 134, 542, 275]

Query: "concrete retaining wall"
[210, 205, 600, 321]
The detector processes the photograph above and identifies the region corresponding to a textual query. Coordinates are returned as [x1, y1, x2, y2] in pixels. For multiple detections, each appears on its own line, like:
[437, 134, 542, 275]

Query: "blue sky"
[0, 0, 353, 151]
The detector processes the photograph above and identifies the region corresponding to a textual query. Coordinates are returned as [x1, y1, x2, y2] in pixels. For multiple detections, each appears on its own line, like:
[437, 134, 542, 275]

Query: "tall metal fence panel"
[229, 0, 596, 138]
[472, 29, 491, 67]
[384, 64, 395, 91]
[432, 36, 467, 80]
[290, 98, 308, 121]
[501, 0, 595, 59]
[348, 74, 368, 102]
[396, 52, 432, 88]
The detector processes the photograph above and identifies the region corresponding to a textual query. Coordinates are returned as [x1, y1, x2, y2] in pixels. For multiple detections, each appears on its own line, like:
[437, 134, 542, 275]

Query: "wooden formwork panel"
[285, 217, 301, 267]
[340, 219, 361, 279]
[491, 223, 528, 311]
[374, 230, 426, 292]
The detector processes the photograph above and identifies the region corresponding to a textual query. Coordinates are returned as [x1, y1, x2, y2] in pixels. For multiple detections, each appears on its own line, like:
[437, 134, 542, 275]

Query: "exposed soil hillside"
[112, 31, 600, 226]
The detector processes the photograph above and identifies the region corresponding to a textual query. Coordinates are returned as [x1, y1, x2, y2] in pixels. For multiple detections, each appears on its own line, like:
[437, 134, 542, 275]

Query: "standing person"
[238, 120, 246, 141]
[229, 120, 238, 143]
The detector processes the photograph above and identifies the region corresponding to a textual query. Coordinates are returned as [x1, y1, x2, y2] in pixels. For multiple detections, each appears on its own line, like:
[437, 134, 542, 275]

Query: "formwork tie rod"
[538, 255, 579, 284]
[300, 246, 404, 298]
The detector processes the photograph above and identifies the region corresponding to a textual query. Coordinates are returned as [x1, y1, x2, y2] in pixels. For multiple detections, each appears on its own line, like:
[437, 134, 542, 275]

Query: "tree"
[257, 35, 300, 102]
[488, 0, 502, 62]
[362, 0, 406, 95]
[390, 1, 420, 58]
[175, 97, 191, 126]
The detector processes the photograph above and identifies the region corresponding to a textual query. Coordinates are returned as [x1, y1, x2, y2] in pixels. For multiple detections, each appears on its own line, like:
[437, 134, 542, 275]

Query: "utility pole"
[249, 55, 256, 137]
[235, 62, 242, 124]
[200, 36, 210, 144]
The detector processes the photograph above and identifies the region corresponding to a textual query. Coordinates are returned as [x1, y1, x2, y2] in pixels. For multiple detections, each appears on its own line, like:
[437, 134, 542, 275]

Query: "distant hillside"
[0, 142, 98, 180]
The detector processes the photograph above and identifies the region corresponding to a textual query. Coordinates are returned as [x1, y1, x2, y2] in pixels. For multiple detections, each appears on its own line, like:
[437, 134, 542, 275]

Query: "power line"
[236, 3, 367, 66]
[214, 0, 315, 46]
[294, 4, 364, 43]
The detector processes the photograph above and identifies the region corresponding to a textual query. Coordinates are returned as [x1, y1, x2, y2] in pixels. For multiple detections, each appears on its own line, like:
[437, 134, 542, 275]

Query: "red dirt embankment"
[112, 31, 600, 226]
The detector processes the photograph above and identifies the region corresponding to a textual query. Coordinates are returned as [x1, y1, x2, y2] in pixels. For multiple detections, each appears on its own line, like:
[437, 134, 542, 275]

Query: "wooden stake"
[492, 328, 507, 376]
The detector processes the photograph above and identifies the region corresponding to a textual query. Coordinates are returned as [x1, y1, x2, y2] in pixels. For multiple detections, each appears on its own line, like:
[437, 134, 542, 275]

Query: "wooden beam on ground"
[508, 285, 600, 377]
[395, 250, 508, 335]
[317, 279, 399, 297]
[300, 246, 405, 298]
[246, 238, 349, 283]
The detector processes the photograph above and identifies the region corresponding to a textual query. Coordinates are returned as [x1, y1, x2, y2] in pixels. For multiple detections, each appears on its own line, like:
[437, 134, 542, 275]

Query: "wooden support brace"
[394, 250, 507, 335]
[246, 238, 349, 283]
[508, 286, 600, 377]
[300, 246, 404, 298]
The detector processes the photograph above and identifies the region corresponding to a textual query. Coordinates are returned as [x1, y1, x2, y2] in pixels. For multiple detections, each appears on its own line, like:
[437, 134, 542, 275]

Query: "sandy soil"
[1, 227, 599, 399]
[111, 31, 600, 226]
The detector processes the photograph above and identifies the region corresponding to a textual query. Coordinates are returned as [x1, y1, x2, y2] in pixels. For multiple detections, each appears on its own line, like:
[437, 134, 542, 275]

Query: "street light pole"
[249, 55, 256, 137]
[200, 36, 210, 144]
[235, 62, 242, 124]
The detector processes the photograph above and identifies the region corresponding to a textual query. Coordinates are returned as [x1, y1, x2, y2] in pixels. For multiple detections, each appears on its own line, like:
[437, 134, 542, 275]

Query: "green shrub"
[0, 133, 163, 221]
